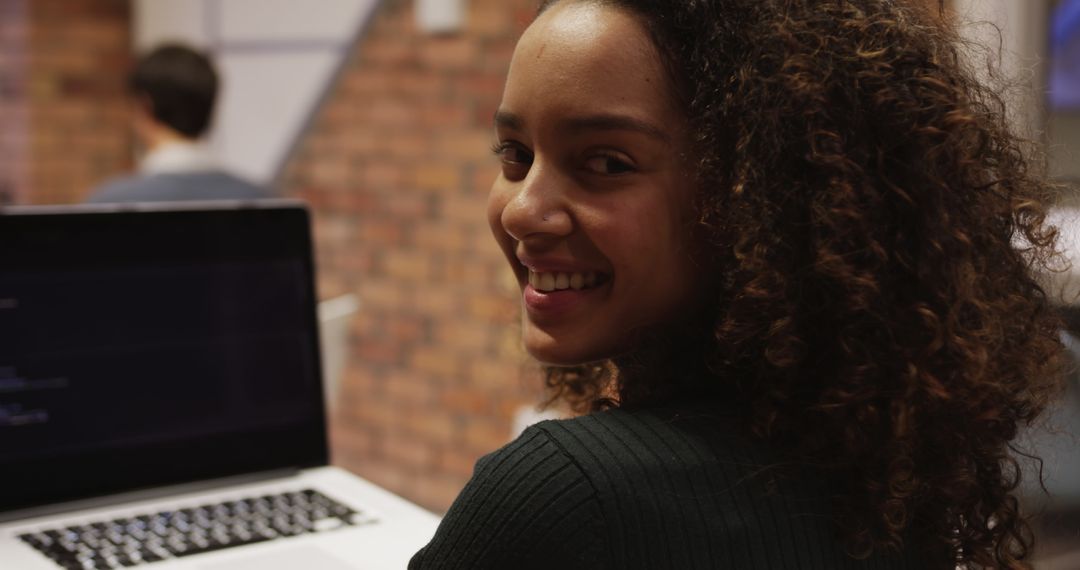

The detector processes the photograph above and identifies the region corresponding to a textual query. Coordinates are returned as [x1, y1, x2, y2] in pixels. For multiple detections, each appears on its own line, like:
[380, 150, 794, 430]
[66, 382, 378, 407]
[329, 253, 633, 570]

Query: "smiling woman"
[409, 1, 1065, 569]
[486, 6, 702, 366]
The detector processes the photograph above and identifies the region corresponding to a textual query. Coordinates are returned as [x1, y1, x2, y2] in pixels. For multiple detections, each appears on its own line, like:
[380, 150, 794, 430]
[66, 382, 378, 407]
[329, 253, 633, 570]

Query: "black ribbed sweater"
[409, 405, 924, 569]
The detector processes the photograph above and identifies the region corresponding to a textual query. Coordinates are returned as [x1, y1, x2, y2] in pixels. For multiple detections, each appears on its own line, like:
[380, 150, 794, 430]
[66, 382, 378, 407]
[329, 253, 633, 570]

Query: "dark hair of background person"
[537, 0, 1067, 568]
[129, 44, 219, 139]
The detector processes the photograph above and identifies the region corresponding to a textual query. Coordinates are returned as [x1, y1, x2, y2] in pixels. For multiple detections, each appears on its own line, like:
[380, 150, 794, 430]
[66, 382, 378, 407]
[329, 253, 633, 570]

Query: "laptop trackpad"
[200, 546, 359, 570]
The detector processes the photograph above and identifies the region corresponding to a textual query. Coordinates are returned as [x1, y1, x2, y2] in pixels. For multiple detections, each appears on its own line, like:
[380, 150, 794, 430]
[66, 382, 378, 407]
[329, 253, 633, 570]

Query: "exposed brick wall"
[0, 0, 131, 205]
[0, 0, 28, 205]
[281, 0, 545, 512]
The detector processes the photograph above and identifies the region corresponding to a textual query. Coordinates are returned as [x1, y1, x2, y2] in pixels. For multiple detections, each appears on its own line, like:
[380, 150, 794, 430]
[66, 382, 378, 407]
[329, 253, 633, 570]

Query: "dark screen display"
[0, 205, 327, 513]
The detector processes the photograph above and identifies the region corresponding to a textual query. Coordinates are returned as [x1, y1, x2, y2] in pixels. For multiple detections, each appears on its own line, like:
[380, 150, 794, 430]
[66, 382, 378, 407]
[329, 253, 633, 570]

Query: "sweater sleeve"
[408, 424, 606, 570]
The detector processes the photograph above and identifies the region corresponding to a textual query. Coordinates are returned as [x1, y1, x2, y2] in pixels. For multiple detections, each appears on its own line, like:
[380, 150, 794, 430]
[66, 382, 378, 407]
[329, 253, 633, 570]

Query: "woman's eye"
[492, 142, 533, 180]
[584, 154, 634, 175]
[492, 142, 533, 165]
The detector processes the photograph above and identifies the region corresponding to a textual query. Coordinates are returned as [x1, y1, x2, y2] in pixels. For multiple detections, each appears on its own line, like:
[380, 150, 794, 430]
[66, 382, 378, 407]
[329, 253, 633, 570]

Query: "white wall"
[952, 0, 1046, 136]
[953, 0, 1080, 180]
[133, 0, 379, 186]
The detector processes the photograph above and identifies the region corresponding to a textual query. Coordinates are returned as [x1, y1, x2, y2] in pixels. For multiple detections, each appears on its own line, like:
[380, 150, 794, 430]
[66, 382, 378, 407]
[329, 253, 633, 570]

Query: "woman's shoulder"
[530, 406, 922, 568]
[432, 406, 922, 569]
[530, 403, 765, 473]
[525, 404, 795, 520]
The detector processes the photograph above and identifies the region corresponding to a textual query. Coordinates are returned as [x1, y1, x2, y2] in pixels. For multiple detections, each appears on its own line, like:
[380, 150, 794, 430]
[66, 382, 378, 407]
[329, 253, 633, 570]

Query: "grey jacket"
[87, 171, 271, 203]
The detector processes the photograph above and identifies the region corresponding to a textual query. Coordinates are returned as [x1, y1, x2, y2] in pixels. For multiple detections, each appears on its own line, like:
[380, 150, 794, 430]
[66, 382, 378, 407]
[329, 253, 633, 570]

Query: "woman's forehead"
[515, 3, 656, 75]
[501, 2, 677, 129]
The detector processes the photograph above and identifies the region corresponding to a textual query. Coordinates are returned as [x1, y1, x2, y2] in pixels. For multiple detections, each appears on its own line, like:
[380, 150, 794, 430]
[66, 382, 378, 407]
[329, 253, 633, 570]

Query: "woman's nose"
[499, 166, 572, 243]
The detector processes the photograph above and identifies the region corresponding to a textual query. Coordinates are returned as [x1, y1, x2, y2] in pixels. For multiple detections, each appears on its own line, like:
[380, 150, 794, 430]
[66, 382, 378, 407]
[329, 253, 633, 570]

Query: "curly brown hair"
[537, 0, 1067, 567]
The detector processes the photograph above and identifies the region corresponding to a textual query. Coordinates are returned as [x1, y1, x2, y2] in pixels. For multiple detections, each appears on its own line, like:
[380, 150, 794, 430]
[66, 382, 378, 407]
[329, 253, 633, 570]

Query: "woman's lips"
[523, 284, 591, 315]
[522, 273, 610, 318]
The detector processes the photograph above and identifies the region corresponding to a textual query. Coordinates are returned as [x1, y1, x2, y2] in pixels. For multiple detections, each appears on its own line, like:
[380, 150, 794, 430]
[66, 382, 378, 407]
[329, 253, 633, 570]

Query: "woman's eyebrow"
[560, 113, 670, 142]
[494, 110, 524, 130]
[494, 110, 669, 142]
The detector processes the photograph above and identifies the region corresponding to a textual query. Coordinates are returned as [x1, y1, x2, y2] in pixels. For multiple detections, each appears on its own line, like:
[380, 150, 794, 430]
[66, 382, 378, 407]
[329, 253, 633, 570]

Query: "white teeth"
[529, 270, 602, 292]
[538, 272, 556, 292]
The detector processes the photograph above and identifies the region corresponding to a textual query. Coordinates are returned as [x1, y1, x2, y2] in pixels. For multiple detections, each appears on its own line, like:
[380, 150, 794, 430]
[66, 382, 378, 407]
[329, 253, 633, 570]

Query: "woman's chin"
[523, 335, 608, 367]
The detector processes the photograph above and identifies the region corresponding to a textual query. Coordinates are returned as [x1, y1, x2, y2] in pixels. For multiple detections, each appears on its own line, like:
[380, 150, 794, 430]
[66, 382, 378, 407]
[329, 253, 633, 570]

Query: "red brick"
[469, 292, 517, 321]
[386, 316, 429, 343]
[411, 347, 460, 378]
[414, 222, 469, 253]
[495, 324, 528, 359]
[413, 163, 460, 191]
[382, 132, 432, 157]
[360, 98, 417, 128]
[442, 390, 494, 416]
[348, 459, 410, 497]
[336, 247, 377, 273]
[473, 231, 508, 258]
[383, 250, 434, 281]
[320, 100, 359, 125]
[469, 359, 520, 392]
[441, 193, 489, 226]
[382, 431, 435, 470]
[355, 340, 402, 366]
[479, 43, 517, 73]
[382, 191, 431, 217]
[360, 39, 416, 67]
[346, 398, 401, 430]
[382, 369, 435, 406]
[361, 279, 411, 310]
[469, 0, 515, 36]
[409, 473, 468, 514]
[340, 71, 392, 97]
[358, 219, 406, 244]
[316, 274, 350, 300]
[420, 102, 470, 129]
[360, 162, 404, 190]
[462, 417, 510, 451]
[389, 70, 446, 97]
[331, 425, 376, 459]
[418, 36, 478, 70]
[413, 287, 461, 317]
[307, 156, 350, 189]
[436, 446, 479, 480]
[409, 412, 459, 444]
[434, 131, 493, 162]
[435, 320, 490, 353]
[445, 256, 502, 292]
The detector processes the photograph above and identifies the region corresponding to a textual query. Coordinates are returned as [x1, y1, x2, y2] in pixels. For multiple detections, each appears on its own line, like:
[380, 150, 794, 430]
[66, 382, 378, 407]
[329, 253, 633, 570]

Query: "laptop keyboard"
[17, 489, 376, 569]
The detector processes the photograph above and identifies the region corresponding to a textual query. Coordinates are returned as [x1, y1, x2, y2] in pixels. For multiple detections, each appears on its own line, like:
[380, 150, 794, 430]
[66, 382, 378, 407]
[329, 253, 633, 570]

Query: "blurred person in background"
[409, 0, 1066, 568]
[87, 44, 269, 203]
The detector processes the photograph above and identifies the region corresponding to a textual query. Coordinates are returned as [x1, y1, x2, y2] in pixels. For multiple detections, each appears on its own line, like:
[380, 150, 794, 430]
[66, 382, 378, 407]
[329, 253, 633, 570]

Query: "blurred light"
[416, 0, 465, 34]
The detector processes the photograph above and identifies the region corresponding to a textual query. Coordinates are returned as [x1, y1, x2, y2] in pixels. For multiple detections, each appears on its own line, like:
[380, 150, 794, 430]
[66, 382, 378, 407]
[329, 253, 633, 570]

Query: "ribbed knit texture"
[410, 405, 925, 569]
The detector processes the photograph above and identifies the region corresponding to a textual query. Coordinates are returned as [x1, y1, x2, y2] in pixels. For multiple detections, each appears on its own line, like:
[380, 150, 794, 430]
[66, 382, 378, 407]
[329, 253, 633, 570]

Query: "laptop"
[0, 202, 439, 570]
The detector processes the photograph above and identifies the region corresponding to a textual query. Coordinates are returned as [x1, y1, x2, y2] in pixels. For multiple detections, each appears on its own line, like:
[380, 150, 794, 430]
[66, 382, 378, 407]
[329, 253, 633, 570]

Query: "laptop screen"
[0, 204, 327, 513]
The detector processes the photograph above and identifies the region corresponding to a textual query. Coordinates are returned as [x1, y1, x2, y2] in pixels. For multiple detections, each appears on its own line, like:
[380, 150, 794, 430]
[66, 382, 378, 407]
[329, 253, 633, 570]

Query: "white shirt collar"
[140, 141, 217, 175]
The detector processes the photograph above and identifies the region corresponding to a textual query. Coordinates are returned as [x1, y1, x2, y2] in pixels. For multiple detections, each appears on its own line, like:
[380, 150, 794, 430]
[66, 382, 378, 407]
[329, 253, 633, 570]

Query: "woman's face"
[489, 1, 703, 365]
